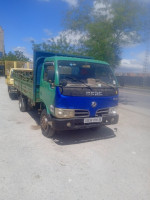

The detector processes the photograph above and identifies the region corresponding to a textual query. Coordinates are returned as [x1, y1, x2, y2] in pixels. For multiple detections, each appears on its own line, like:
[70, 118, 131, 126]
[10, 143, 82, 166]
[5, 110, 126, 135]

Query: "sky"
[0, 0, 150, 73]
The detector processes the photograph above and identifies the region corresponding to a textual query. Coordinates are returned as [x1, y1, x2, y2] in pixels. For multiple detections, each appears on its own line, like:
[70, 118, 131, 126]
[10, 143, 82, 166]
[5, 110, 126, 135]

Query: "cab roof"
[45, 56, 109, 65]
[34, 50, 109, 66]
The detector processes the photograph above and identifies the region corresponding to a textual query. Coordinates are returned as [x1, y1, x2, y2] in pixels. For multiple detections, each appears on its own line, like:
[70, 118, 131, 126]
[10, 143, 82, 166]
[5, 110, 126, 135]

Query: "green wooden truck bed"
[13, 69, 36, 102]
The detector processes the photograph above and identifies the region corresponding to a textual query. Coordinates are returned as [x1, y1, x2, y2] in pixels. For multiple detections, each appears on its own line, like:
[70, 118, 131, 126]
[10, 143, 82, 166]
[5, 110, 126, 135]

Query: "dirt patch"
[31, 125, 40, 130]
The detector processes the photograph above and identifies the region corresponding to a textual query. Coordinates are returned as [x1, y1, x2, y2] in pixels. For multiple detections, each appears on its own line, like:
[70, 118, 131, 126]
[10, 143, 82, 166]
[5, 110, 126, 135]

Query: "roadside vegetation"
[0, 51, 30, 62]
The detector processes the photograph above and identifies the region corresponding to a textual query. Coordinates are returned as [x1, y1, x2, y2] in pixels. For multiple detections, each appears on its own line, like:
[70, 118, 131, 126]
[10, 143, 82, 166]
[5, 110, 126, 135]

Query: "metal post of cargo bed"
[14, 61, 17, 69]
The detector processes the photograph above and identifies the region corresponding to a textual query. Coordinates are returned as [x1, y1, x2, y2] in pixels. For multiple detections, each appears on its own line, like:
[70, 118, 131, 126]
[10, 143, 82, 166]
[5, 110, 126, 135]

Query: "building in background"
[0, 26, 4, 58]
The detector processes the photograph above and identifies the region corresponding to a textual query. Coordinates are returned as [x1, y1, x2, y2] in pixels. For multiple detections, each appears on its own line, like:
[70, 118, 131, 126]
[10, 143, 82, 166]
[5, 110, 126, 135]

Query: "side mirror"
[47, 70, 55, 83]
[60, 79, 67, 87]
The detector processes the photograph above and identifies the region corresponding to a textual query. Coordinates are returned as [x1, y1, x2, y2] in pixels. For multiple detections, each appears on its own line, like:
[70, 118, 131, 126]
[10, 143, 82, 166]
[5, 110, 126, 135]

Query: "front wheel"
[40, 109, 56, 138]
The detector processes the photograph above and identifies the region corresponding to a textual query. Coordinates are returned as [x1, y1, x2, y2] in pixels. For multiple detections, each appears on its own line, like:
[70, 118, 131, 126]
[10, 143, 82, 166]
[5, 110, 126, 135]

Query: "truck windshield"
[58, 60, 117, 87]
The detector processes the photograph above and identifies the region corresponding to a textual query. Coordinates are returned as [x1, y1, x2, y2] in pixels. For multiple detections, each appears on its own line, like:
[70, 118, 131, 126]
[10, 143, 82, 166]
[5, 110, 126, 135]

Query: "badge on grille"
[91, 101, 97, 108]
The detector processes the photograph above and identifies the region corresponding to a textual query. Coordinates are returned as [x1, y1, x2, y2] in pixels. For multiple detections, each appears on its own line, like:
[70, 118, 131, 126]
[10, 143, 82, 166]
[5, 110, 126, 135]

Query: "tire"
[9, 92, 15, 99]
[19, 96, 27, 112]
[40, 109, 56, 138]
[8, 86, 10, 92]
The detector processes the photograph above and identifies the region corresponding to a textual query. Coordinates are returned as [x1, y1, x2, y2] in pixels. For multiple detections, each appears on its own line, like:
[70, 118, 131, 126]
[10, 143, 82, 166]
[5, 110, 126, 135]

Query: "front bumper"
[52, 114, 119, 131]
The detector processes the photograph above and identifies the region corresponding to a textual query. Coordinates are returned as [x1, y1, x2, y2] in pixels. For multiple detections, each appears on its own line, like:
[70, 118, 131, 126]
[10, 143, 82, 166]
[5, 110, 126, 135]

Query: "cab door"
[40, 60, 56, 115]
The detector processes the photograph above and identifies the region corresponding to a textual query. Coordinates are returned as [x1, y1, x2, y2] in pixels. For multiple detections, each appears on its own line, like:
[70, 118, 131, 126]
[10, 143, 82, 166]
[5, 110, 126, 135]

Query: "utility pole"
[143, 14, 150, 74]
[143, 13, 150, 88]
[143, 35, 150, 74]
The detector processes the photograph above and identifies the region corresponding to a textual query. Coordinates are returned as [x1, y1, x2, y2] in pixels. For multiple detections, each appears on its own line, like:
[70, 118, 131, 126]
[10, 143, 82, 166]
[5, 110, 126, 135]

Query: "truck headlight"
[109, 107, 117, 115]
[55, 108, 75, 118]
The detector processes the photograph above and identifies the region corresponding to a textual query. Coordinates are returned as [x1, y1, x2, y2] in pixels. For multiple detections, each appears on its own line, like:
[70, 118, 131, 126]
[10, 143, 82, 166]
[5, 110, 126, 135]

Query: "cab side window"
[43, 66, 48, 81]
[43, 62, 54, 82]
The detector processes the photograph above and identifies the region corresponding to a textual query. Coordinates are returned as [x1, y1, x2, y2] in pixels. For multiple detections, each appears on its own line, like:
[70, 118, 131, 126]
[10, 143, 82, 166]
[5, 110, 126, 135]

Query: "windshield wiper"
[66, 76, 92, 91]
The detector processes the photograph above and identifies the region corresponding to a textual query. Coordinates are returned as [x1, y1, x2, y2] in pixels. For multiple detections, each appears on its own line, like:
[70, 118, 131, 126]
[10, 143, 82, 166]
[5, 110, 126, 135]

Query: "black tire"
[8, 86, 10, 92]
[9, 92, 15, 99]
[40, 109, 56, 138]
[19, 96, 27, 112]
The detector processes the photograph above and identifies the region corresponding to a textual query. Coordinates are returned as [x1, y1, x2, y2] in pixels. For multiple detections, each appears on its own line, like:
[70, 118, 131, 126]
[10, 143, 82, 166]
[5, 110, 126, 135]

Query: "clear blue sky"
[0, 0, 69, 54]
[0, 0, 149, 72]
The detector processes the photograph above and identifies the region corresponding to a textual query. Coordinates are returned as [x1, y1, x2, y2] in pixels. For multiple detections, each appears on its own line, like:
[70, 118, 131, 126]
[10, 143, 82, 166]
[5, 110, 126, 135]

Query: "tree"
[0, 51, 30, 62]
[31, 0, 146, 68]
[31, 34, 83, 55]
[64, 0, 146, 68]
[85, 21, 121, 67]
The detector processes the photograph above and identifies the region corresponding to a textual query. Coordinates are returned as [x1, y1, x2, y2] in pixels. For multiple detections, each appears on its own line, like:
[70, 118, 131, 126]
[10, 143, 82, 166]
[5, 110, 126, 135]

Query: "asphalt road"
[119, 87, 150, 110]
[0, 77, 150, 200]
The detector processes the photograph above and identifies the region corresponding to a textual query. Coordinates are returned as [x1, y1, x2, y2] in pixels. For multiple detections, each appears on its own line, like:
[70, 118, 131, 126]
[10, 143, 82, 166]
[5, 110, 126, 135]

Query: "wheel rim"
[41, 115, 49, 131]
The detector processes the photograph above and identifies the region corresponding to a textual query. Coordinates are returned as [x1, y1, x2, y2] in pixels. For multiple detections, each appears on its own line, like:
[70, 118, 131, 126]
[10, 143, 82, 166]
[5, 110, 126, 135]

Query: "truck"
[5, 61, 32, 98]
[4, 61, 32, 77]
[6, 68, 17, 98]
[7, 68, 32, 99]
[13, 51, 119, 137]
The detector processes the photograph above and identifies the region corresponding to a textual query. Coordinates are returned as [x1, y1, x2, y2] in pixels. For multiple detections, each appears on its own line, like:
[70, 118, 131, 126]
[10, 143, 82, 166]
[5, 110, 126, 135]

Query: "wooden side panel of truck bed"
[13, 69, 34, 101]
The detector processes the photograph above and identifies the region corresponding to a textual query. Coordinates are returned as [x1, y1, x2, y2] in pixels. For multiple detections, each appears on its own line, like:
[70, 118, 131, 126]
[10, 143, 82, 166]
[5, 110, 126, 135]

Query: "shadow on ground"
[52, 126, 116, 146]
[28, 109, 40, 126]
[28, 109, 116, 145]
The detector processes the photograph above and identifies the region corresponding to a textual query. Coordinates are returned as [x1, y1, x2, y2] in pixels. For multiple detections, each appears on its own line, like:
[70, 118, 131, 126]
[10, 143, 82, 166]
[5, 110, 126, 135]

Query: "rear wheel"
[19, 96, 27, 112]
[40, 109, 56, 138]
[8, 86, 10, 92]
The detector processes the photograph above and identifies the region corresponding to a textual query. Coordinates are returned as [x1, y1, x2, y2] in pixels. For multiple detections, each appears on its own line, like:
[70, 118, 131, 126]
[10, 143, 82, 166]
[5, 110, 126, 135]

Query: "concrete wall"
[116, 76, 150, 88]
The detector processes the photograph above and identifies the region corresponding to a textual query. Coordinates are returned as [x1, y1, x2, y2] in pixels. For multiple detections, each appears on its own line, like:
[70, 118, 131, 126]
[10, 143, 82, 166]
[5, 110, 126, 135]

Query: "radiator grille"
[75, 109, 89, 118]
